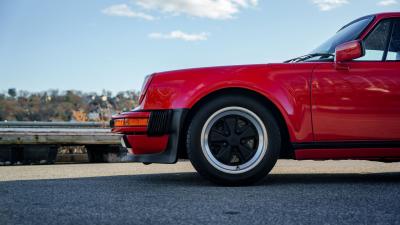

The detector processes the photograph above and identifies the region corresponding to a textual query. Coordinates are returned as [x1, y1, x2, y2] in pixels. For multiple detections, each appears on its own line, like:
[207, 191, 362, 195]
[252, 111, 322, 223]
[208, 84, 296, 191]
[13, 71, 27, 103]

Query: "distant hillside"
[0, 89, 139, 122]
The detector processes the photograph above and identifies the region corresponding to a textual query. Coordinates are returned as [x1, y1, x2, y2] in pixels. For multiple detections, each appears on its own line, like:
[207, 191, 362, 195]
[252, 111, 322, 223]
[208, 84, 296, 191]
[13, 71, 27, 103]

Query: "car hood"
[153, 64, 276, 78]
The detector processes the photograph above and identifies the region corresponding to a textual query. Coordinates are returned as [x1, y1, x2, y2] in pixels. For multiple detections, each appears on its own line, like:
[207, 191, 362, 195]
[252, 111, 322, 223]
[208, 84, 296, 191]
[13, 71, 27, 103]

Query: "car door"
[311, 18, 400, 141]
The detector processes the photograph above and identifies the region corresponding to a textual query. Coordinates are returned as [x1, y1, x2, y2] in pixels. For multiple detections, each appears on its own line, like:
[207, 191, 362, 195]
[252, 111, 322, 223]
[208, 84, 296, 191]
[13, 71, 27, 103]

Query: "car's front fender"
[141, 63, 316, 143]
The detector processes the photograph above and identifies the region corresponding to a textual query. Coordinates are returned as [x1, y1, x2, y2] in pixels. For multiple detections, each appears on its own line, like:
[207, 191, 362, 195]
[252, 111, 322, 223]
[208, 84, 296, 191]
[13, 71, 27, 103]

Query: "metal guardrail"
[0, 122, 125, 165]
[0, 121, 120, 145]
[0, 121, 110, 128]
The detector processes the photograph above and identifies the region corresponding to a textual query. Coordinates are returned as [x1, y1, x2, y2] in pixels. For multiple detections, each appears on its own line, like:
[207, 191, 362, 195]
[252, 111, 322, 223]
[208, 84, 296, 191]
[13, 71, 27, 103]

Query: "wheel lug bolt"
[223, 142, 228, 146]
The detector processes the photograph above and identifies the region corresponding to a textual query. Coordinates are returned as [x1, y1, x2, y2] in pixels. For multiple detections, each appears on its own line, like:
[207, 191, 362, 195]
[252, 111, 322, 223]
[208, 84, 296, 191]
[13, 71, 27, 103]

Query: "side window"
[386, 20, 400, 61]
[356, 20, 391, 61]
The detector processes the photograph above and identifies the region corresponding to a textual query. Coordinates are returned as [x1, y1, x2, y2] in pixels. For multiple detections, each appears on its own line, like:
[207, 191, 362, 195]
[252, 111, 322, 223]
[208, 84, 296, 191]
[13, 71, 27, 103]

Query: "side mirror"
[335, 40, 363, 63]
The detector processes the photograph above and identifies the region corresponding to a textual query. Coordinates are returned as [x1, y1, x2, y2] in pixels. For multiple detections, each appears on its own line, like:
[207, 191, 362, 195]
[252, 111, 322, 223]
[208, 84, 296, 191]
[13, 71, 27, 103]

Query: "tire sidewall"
[187, 95, 281, 185]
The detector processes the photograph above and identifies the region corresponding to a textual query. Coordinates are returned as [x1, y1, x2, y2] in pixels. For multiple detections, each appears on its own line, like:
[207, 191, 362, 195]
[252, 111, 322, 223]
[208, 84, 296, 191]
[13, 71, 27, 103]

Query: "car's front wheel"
[186, 95, 281, 185]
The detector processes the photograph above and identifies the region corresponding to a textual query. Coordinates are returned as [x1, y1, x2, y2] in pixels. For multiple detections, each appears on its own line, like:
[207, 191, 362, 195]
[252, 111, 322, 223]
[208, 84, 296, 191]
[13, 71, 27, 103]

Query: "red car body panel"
[124, 135, 169, 155]
[312, 62, 400, 141]
[112, 12, 400, 162]
[142, 63, 315, 142]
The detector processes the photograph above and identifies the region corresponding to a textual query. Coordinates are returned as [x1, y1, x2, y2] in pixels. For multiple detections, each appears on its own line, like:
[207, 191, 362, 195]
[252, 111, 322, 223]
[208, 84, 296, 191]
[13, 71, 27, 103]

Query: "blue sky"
[0, 0, 399, 93]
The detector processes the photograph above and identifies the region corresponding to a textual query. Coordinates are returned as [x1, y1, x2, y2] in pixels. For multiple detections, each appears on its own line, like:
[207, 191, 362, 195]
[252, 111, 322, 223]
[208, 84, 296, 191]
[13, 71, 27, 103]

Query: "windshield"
[311, 16, 374, 54]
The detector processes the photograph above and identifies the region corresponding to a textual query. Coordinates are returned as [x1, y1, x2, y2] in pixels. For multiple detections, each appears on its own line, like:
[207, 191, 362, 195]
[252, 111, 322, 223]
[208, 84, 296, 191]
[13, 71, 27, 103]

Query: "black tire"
[186, 95, 281, 186]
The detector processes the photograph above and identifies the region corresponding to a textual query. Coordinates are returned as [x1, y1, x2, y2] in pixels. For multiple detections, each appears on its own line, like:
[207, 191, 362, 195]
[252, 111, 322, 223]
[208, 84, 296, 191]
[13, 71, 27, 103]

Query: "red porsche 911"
[111, 12, 400, 185]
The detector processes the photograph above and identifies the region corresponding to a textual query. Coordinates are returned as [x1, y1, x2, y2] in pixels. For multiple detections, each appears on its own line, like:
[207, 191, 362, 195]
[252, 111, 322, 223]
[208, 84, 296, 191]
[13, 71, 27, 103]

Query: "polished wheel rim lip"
[201, 107, 268, 174]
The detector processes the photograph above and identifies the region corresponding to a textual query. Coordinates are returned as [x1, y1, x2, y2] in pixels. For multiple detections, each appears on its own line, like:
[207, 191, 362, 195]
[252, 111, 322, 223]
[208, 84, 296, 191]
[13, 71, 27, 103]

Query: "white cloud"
[311, 0, 349, 11]
[135, 0, 258, 20]
[102, 4, 155, 20]
[149, 30, 209, 41]
[377, 0, 398, 6]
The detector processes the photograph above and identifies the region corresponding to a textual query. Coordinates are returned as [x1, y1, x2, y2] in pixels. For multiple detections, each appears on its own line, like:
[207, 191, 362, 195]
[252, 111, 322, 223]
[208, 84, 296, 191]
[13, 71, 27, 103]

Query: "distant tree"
[8, 88, 17, 98]
[18, 90, 29, 98]
[0, 97, 5, 120]
[0, 89, 140, 121]
[49, 89, 59, 97]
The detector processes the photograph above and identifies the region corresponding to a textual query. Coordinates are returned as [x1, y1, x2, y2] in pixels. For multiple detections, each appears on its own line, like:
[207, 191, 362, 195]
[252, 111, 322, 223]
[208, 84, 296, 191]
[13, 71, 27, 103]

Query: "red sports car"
[111, 12, 400, 185]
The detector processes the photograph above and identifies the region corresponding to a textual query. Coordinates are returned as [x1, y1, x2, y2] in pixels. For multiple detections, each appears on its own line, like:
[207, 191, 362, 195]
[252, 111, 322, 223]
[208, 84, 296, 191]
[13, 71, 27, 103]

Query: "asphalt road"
[1, 160, 400, 225]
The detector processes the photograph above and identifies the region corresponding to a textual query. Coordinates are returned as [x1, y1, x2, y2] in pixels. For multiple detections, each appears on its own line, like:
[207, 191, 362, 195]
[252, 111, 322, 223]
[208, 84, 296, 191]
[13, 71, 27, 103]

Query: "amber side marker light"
[114, 118, 149, 127]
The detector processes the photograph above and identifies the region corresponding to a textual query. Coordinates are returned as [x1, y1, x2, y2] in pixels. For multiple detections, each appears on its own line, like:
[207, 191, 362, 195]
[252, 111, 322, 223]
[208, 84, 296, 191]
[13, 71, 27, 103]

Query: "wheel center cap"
[228, 135, 240, 146]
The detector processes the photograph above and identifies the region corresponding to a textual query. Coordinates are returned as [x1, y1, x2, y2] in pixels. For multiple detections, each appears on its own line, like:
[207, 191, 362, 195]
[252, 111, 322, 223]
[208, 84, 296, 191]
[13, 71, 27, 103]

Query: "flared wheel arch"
[179, 88, 293, 160]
